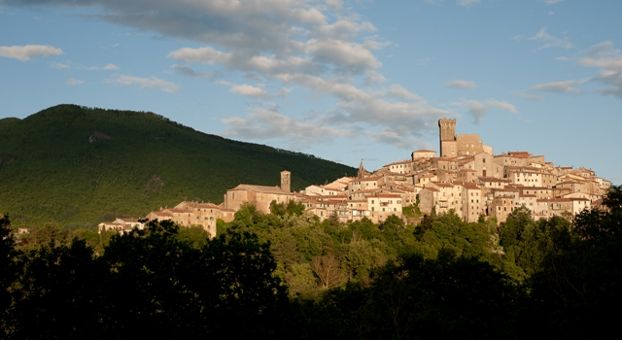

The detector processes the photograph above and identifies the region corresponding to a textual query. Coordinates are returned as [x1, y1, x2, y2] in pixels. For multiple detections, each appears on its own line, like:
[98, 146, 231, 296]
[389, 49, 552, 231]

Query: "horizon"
[1, 1, 620, 184]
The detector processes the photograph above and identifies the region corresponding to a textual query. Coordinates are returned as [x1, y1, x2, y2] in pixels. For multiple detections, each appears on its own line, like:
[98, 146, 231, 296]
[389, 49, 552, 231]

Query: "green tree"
[0, 215, 17, 337]
[11, 239, 105, 339]
[529, 185, 622, 339]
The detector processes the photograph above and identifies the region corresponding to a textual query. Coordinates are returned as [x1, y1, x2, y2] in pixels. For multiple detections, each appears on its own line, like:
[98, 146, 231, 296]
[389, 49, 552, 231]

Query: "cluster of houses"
[99, 118, 611, 237]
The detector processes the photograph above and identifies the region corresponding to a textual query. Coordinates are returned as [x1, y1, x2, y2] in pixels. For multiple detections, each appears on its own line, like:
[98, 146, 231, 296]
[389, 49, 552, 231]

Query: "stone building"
[98, 218, 145, 234]
[145, 201, 234, 238]
[224, 170, 297, 213]
[438, 118, 492, 158]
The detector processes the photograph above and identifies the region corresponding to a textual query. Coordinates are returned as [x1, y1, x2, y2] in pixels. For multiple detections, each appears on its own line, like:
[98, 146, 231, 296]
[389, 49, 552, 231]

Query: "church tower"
[280, 170, 291, 193]
[438, 118, 457, 158]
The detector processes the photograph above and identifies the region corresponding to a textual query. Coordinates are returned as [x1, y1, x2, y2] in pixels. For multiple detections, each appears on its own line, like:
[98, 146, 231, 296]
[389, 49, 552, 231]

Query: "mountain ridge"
[0, 104, 355, 228]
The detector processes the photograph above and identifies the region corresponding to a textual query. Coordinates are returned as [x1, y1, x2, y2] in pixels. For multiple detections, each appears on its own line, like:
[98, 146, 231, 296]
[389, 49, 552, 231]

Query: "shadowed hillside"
[0, 104, 355, 228]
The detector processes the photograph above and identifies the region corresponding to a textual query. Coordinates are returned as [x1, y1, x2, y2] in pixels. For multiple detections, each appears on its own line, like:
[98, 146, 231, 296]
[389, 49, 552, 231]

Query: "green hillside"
[0, 104, 355, 228]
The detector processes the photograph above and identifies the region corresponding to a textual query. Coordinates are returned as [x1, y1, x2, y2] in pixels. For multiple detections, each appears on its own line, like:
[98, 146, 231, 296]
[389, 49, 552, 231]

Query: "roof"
[461, 183, 480, 190]
[370, 194, 402, 198]
[384, 159, 412, 166]
[176, 201, 223, 210]
[149, 211, 173, 218]
[479, 177, 509, 182]
[230, 184, 292, 195]
[504, 151, 531, 158]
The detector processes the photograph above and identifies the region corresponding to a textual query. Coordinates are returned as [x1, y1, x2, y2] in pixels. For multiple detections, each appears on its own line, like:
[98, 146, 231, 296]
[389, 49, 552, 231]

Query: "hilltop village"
[99, 118, 612, 237]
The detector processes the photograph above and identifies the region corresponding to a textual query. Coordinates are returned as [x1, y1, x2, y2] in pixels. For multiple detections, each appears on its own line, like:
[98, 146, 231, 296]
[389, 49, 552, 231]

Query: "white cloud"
[579, 41, 622, 97]
[326, 0, 343, 11]
[448, 79, 477, 89]
[532, 79, 584, 93]
[111, 74, 179, 93]
[88, 63, 120, 71]
[10, 0, 446, 149]
[230, 84, 266, 97]
[424, 0, 481, 7]
[544, 0, 563, 5]
[66, 78, 84, 86]
[168, 46, 232, 65]
[223, 106, 349, 142]
[461, 99, 518, 123]
[305, 38, 381, 73]
[103, 63, 119, 71]
[388, 84, 424, 101]
[516, 27, 572, 50]
[457, 0, 480, 7]
[52, 62, 69, 69]
[0, 44, 62, 61]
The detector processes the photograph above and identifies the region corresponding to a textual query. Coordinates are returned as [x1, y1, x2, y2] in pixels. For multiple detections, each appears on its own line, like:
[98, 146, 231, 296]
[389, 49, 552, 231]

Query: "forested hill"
[0, 104, 355, 228]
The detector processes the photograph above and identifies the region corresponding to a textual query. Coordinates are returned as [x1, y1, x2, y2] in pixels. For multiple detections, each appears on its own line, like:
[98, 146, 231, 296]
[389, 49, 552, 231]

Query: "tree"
[11, 239, 106, 339]
[0, 215, 17, 337]
[311, 254, 344, 289]
[528, 185, 622, 339]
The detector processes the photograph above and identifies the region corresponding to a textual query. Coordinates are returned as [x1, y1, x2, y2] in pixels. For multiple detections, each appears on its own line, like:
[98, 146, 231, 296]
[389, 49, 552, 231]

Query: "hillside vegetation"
[0, 104, 354, 228]
[3, 187, 621, 338]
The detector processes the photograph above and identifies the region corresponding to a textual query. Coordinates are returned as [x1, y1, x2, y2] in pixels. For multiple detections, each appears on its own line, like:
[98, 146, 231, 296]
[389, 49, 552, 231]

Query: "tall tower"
[438, 118, 457, 158]
[280, 170, 291, 193]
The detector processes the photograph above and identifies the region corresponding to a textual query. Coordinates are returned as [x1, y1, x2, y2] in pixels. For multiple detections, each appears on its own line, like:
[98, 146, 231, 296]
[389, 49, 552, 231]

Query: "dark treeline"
[1, 186, 621, 339]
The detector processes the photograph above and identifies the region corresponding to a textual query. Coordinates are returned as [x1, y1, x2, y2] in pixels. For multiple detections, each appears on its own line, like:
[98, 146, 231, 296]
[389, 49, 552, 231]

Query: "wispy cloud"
[544, 0, 563, 5]
[579, 41, 622, 97]
[10, 0, 446, 149]
[425, 0, 481, 7]
[0, 44, 62, 61]
[230, 84, 266, 97]
[111, 74, 179, 93]
[102, 63, 118, 71]
[66, 78, 84, 86]
[88, 63, 119, 71]
[447, 79, 477, 89]
[532, 79, 584, 93]
[460, 99, 518, 123]
[457, 0, 481, 7]
[515, 27, 572, 50]
[52, 62, 70, 69]
[223, 106, 349, 143]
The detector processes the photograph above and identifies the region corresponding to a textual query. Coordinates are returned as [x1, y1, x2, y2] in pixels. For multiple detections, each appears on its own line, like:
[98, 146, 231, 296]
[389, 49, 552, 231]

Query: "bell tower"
[438, 118, 457, 158]
[280, 170, 291, 193]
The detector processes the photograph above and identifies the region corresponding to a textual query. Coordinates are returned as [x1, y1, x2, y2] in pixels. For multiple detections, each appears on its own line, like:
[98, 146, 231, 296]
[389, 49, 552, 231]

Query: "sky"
[0, 0, 621, 184]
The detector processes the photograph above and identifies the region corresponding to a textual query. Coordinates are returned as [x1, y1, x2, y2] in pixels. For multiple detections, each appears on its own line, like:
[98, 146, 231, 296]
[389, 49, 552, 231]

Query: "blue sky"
[1, 0, 620, 184]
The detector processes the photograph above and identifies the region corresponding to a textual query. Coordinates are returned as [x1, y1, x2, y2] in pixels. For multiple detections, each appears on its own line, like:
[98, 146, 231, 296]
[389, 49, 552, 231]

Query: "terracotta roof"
[479, 177, 509, 182]
[520, 186, 551, 190]
[538, 198, 573, 203]
[369, 193, 402, 198]
[461, 183, 480, 189]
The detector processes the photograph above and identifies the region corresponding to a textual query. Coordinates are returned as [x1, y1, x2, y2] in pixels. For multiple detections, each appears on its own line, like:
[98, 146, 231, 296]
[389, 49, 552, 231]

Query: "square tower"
[280, 170, 291, 193]
[438, 118, 457, 158]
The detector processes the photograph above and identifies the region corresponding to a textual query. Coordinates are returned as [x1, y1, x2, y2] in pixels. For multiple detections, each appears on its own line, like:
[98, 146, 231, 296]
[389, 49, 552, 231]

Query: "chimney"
[280, 170, 291, 193]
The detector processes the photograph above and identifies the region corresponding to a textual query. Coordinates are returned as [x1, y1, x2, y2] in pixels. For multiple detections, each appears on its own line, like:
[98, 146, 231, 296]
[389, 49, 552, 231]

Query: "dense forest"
[0, 104, 355, 228]
[1, 186, 621, 339]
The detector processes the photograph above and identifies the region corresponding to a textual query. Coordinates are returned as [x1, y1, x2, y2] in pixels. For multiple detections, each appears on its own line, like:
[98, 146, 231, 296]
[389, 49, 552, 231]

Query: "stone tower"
[438, 118, 457, 158]
[280, 170, 291, 193]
